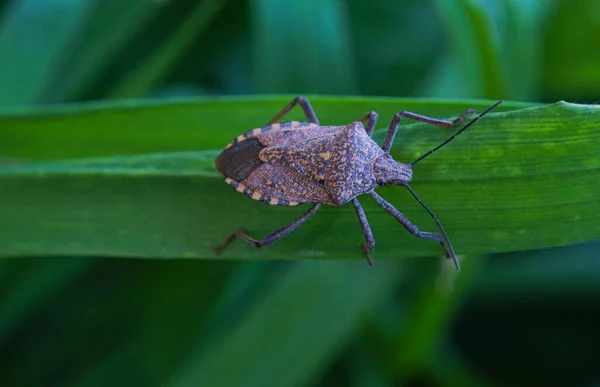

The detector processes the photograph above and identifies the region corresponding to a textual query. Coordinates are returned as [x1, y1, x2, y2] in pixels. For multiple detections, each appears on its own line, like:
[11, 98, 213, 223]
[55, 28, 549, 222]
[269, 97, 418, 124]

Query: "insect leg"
[369, 191, 460, 270]
[351, 198, 376, 266]
[266, 96, 320, 125]
[381, 108, 475, 153]
[214, 203, 321, 253]
[355, 111, 379, 137]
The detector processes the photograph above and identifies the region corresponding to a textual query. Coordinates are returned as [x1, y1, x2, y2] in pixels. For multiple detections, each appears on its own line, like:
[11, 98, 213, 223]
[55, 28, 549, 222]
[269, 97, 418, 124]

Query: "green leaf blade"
[0, 97, 597, 260]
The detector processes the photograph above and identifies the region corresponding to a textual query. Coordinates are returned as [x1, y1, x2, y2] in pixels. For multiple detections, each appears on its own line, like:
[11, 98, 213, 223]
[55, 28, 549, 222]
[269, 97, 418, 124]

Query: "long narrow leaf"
[0, 98, 597, 260]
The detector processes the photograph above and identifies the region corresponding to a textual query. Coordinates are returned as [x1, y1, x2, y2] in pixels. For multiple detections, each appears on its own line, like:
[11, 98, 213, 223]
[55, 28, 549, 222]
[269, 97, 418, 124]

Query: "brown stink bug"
[214, 97, 503, 269]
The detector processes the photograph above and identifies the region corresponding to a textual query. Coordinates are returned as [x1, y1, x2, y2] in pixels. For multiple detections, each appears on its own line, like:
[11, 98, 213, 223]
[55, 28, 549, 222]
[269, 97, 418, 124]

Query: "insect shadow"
[214, 97, 503, 269]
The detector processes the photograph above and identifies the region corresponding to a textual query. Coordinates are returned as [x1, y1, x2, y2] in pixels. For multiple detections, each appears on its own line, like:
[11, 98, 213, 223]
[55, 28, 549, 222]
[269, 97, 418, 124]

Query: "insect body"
[214, 97, 503, 269]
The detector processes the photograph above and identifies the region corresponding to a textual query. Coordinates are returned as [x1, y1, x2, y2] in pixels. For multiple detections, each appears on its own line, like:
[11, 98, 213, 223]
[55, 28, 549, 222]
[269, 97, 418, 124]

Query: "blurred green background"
[1, 0, 600, 386]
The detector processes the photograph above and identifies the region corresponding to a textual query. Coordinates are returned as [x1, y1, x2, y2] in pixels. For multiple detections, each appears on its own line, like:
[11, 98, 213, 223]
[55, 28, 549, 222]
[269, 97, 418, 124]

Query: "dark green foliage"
[0, 1, 599, 386]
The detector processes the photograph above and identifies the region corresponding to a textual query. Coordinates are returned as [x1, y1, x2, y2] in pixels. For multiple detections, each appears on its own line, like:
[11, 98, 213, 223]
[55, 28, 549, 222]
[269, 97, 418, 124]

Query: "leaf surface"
[0, 96, 597, 260]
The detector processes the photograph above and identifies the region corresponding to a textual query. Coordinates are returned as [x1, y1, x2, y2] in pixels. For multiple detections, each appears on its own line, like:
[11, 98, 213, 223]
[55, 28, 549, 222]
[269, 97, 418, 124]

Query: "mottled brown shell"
[215, 120, 389, 207]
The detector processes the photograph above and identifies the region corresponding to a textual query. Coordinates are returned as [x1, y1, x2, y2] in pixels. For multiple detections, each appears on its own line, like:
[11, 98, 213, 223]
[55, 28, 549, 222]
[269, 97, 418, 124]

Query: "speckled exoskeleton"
[214, 97, 503, 269]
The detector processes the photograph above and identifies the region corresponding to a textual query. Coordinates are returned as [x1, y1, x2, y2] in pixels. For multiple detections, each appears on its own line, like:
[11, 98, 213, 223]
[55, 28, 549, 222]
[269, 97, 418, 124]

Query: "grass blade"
[0, 0, 95, 106]
[0, 96, 527, 161]
[167, 260, 403, 387]
[108, 0, 226, 99]
[39, 0, 164, 103]
[430, 0, 506, 99]
[0, 98, 597, 260]
[250, 0, 357, 94]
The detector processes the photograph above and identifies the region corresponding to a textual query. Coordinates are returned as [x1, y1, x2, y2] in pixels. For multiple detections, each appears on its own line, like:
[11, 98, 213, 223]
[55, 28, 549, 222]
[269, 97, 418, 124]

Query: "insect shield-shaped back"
[216, 120, 405, 207]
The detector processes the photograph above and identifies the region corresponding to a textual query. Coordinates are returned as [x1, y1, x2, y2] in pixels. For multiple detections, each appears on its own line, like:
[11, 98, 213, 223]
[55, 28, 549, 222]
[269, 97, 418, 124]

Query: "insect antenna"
[404, 184, 460, 270]
[410, 100, 504, 166]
